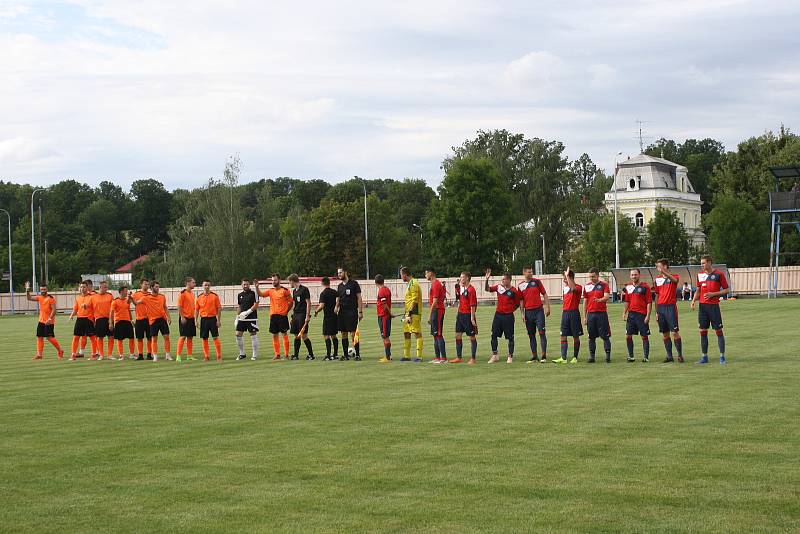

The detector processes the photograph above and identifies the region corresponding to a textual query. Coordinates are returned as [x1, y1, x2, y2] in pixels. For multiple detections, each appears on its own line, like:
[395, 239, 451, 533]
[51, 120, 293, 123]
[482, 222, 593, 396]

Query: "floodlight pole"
[613, 152, 622, 269]
[31, 189, 44, 290]
[540, 233, 546, 273]
[358, 177, 370, 280]
[0, 209, 13, 313]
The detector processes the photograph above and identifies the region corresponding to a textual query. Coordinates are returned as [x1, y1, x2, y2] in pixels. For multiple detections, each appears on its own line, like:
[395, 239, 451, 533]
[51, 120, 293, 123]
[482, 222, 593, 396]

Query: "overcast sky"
[1, 0, 798, 190]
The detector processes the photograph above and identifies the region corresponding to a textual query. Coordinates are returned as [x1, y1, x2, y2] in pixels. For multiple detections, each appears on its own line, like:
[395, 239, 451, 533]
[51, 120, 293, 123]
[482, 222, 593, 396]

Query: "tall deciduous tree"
[645, 206, 690, 264]
[576, 212, 644, 271]
[706, 197, 770, 267]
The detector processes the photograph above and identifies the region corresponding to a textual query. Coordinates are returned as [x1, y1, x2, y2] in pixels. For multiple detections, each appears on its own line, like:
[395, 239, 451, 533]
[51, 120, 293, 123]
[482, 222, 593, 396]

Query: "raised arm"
[24, 282, 38, 302]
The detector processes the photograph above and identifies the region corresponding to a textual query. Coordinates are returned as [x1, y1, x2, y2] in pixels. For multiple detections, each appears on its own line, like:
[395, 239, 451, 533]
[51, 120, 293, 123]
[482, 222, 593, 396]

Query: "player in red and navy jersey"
[452, 271, 478, 364]
[553, 267, 582, 364]
[485, 269, 521, 364]
[622, 268, 652, 362]
[654, 258, 684, 363]
[425, 268, 448, 363]
[518, 266, 550, 363]
[375, 274, 393, 363]
[691, 254, 730, 364]
[582, 267, 611, 363]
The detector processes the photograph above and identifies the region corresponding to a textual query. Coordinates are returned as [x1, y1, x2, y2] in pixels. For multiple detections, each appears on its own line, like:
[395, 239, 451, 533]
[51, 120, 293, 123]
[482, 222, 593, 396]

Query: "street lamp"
[0, 208, 13, 314]
[356, 177, 370, 280]
[31, 189, 45, 290]
[612, 152, 623, 269]
[540, 233, 546, 273]
[411, 223, 423, 246]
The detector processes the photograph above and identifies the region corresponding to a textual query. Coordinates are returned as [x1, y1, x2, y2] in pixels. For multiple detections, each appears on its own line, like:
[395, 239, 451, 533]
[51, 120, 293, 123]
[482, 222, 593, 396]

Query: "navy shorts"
[586, 312, 611, 339]
[269, 314, 290, 334]
[491, 313, 515, 339]
[523, 308, 546, 335]
[455, 312, 476, 336]
[73, 317, 95, 337]
[698, 303, 723, 330]
[378, 316, 392, 338]
[149, 318, 170, 337]
[626, 311, 651, 336]
[36, 322, 55, 338]
[560, 309, 583, 337]
[178, 317, 197, 337]
[657, 304, 680, 333]
[430, 309, 445, 336]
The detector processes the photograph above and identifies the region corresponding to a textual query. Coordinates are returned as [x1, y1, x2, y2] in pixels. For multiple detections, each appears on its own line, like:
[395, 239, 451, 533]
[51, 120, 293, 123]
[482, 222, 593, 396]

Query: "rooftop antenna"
[635, 119, 652, 153]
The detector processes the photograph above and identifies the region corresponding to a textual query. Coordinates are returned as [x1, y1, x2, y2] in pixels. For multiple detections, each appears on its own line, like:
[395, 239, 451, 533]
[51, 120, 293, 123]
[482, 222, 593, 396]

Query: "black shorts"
[338, 309, 358, 333]
[657, 304, 680, 333]
[236, 320, 259, 334]
[73, 317, 95, 337]
[625, 311, 651, 336]
[179, 317, 197, 337]
[94, 317, 112, 338]
[455, 312, 476, 337]
[269, 314, 290, 334]
[430, 308, 445, 336]
[290, 315, 308, 335]
[586, 312, 611, 339]
[200, 316, 219, 339]
[698, 303, 723, 330]
[560, 309, 583, 337]
[322, 315, 338, 336]
[149, 318, 170, 337]
[491, 312, 515, 339]
[135, 318, 152, 340]
[523, 308, 546, 335]
[378, 315, 392, 338]
[36, 322, 55, 338]
[113, 320, 134, 340]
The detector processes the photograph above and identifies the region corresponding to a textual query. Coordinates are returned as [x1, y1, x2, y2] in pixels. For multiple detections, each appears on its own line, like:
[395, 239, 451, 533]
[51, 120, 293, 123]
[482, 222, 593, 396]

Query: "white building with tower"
[604, 154, 706, 247]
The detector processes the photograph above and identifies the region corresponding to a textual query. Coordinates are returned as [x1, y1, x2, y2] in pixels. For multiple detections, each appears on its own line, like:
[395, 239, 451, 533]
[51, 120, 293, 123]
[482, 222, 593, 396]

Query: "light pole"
[540, 233, 546, 273]
[31, 189, 45, 290]
[357, 177, 370, 280]
[412, 223, 423, 246]
[612, 152, 622, 269]
[0, 208, 13, 314]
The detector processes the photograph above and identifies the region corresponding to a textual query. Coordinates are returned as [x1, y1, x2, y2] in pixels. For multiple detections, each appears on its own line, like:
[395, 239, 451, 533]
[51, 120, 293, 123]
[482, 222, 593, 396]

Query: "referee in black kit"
[334, 267, 363, 360]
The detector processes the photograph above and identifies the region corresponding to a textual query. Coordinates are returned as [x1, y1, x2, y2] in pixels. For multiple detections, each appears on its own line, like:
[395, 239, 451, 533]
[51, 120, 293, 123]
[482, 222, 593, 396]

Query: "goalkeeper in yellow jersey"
[400, 266, 424, 362]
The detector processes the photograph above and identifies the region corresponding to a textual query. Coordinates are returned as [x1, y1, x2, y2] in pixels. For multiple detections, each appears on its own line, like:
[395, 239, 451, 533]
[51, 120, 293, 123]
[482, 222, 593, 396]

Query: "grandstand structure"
[768, 166, 800, 298]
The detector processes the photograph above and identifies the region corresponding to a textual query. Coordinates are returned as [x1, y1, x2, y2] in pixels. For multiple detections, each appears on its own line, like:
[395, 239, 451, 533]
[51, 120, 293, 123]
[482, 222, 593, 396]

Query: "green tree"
[705, 197, 770, 267]
[645, 206, 690, 264]
[424, 157, 517, 275]
[130, 179, 174, 254]
[577, 213, 644, 271]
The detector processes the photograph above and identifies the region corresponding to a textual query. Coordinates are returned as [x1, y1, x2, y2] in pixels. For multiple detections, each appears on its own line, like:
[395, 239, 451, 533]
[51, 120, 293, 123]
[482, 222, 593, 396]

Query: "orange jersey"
[196, 292, 221, 317]
[261, 287, 292, 316]
[73, 293, 94, 319]
[146, 293, 169, 324]
[36, 295, 56, 324]
[177, 289, 196, 318]
[91, 292, 114, 319]
[111, 297, 132, 322]
[132, 290, 150, 321]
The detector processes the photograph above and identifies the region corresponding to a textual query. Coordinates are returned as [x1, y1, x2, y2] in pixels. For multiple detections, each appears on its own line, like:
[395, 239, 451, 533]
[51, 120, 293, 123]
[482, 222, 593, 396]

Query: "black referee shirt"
[293, 285, 311, 317]
[319, 287, 337, 317]
[337, 279, 361, 311]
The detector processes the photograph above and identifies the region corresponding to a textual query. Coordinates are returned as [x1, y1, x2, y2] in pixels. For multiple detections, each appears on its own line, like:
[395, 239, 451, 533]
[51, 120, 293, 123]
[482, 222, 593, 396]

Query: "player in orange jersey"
[146, 281, 172, 361]
[68, 281, 97, 361]
[25, 281, 64, 360]
[91, 280, 114, 359]
[110, 285, 136, 359]
[195, 280, 222, 361]
[176, 277, 197, 362]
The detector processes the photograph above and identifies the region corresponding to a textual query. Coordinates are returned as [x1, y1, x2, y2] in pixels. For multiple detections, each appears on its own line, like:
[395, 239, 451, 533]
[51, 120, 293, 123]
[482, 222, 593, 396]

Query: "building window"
[629, 178, 636, 189]
[635, 212, 644, 227]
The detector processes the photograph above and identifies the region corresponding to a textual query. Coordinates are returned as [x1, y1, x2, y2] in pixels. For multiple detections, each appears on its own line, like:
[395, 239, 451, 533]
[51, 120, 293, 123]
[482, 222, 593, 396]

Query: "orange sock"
[272, 335, 280, 356]
[137, 339, 143, 354]
[128, 339, 135, 355]
[176, 337, 185, 356]
[90, 336, 99, 355]
[36, 337, 44, 356]
[80, 336, 87, 351]
[282, 334, 290, 357]
[47, 337, 62, 353]
[202, 339, 210, 359]
[213, 338, 221, 359]
[71, 336, 80, 354]
[108, 337, 114, 355]
[117, 340, 124, 355]
[97, 337, 105, 357]
[152, 338, 159, 354]
[187, 338, 193, 355]
[164, 336, 171, 354]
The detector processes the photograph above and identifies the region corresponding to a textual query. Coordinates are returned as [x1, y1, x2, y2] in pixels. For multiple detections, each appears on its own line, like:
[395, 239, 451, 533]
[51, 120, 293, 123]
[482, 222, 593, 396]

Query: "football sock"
[674, 336, 683, 357]
[416, 337, 423, 359]
[186, 338, 193, 355]
[433, 336, 441, 358]
[507, 337, 514, 356]
[271, 336, 280, 356]
[642, 336, 649, 359]
[137, 339, 144, 354]
[539, 332, 548, 355]
[403, 338, 410, 358]
[177, 337, 185, 356]
[164, 337, 171, 354]
[97, 338, 105, 357]
[202, 339, 210, 359]
[663, 336, 673, 358]
[332, 337, 339, 356]
[588, 337, 596, 358]
[90, 336, 99, 355]
[572, 338, 580, 359]
[107, 337, 114, 356]
[470, 338, 477, 359]
[282, 334, 290, 357]
[303, 338, 313, 357]
[355, 342, 360, 356]
[560, 339, 567, 359]
[294, 338, 301, 358]
[715, 330, 725, 355]
[151, 338, 158, 354]
[48, 337, 62, 352]
[251, 336, 259, 358]
[529, 334, 538, 358]
[603, 338, 611, 358]
[455, 338, 463, 358]
[71, 336, 79, 354]
[383, 338, 391, 357]
[342, 337, 350, 357]
[213, 338, 222, 358]
[325, 338, 331, 357]
[36, 337, 44, 356]
[490, 336, 499, 353]
[437, 337, 446, 358]
[80, 336, 87, 351]
[700, 330, 709, 354]
[626, 335, 634, 358]
[236, 336, 245, 354]
[117, 340, 124, 355]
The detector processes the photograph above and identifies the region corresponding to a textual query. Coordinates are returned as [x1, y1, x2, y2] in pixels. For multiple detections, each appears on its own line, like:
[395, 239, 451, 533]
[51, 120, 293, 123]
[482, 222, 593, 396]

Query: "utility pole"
[31, 189, 45, 290]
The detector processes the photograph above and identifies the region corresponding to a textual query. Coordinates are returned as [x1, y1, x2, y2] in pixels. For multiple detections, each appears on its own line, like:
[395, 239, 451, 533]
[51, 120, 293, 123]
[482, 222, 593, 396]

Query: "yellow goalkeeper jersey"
[404, 277, 422, 315]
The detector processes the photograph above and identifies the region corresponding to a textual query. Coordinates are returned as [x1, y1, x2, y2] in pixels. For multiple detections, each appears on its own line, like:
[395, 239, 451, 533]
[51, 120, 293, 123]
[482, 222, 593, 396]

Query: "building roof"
[613, 153, 697, 194]
[115, 255, 149, 273]
[618, 153, 677, 168]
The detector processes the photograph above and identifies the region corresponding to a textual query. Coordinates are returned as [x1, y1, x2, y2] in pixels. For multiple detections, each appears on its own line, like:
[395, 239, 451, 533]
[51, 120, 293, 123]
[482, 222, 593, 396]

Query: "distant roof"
[115, 255, 149, 273]
[769, 166, 800, 180]
[618, 153, 678, 168]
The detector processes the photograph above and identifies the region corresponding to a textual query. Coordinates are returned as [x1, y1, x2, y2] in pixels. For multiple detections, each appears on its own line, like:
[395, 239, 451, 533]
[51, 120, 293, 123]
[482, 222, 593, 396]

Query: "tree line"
[0, 127, 797, 289]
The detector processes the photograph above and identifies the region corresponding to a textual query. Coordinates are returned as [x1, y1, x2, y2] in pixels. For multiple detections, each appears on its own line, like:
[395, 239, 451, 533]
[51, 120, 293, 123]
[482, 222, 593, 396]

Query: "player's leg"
[437, 310, 446, 361]
[430, 310, 440, 362]
[538, 308, 548, 362]
[453, 326, 464, 363]
[488, 314, 501, 363]
[698, 305, 711, 364]
[712, 305, 726, 363]
[302, 332, 314, 360]
[250, 326, 260, 360]
[281, 318, 290, 359]
[35, 336, 44, 359]
[525, 310, 538, 362]
[401, 327, 411, 361]
[625, 314, 636, 362]
[378, 317, 392, 362]
[505, 315, 515, 363]
[415, 332, 423, 362]
[236, 326, 246, 360]
[587, 314, 597, 363]
[47, 326, 63, 359]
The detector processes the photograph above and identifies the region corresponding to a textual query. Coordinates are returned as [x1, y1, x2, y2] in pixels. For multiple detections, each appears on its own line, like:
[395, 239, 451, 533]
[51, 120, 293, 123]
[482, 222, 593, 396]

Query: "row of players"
[25, 255, 730, 365]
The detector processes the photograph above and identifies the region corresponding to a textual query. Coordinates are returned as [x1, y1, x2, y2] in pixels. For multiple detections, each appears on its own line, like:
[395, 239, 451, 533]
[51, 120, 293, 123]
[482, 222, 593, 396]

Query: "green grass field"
[1, 298, 799, 533]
